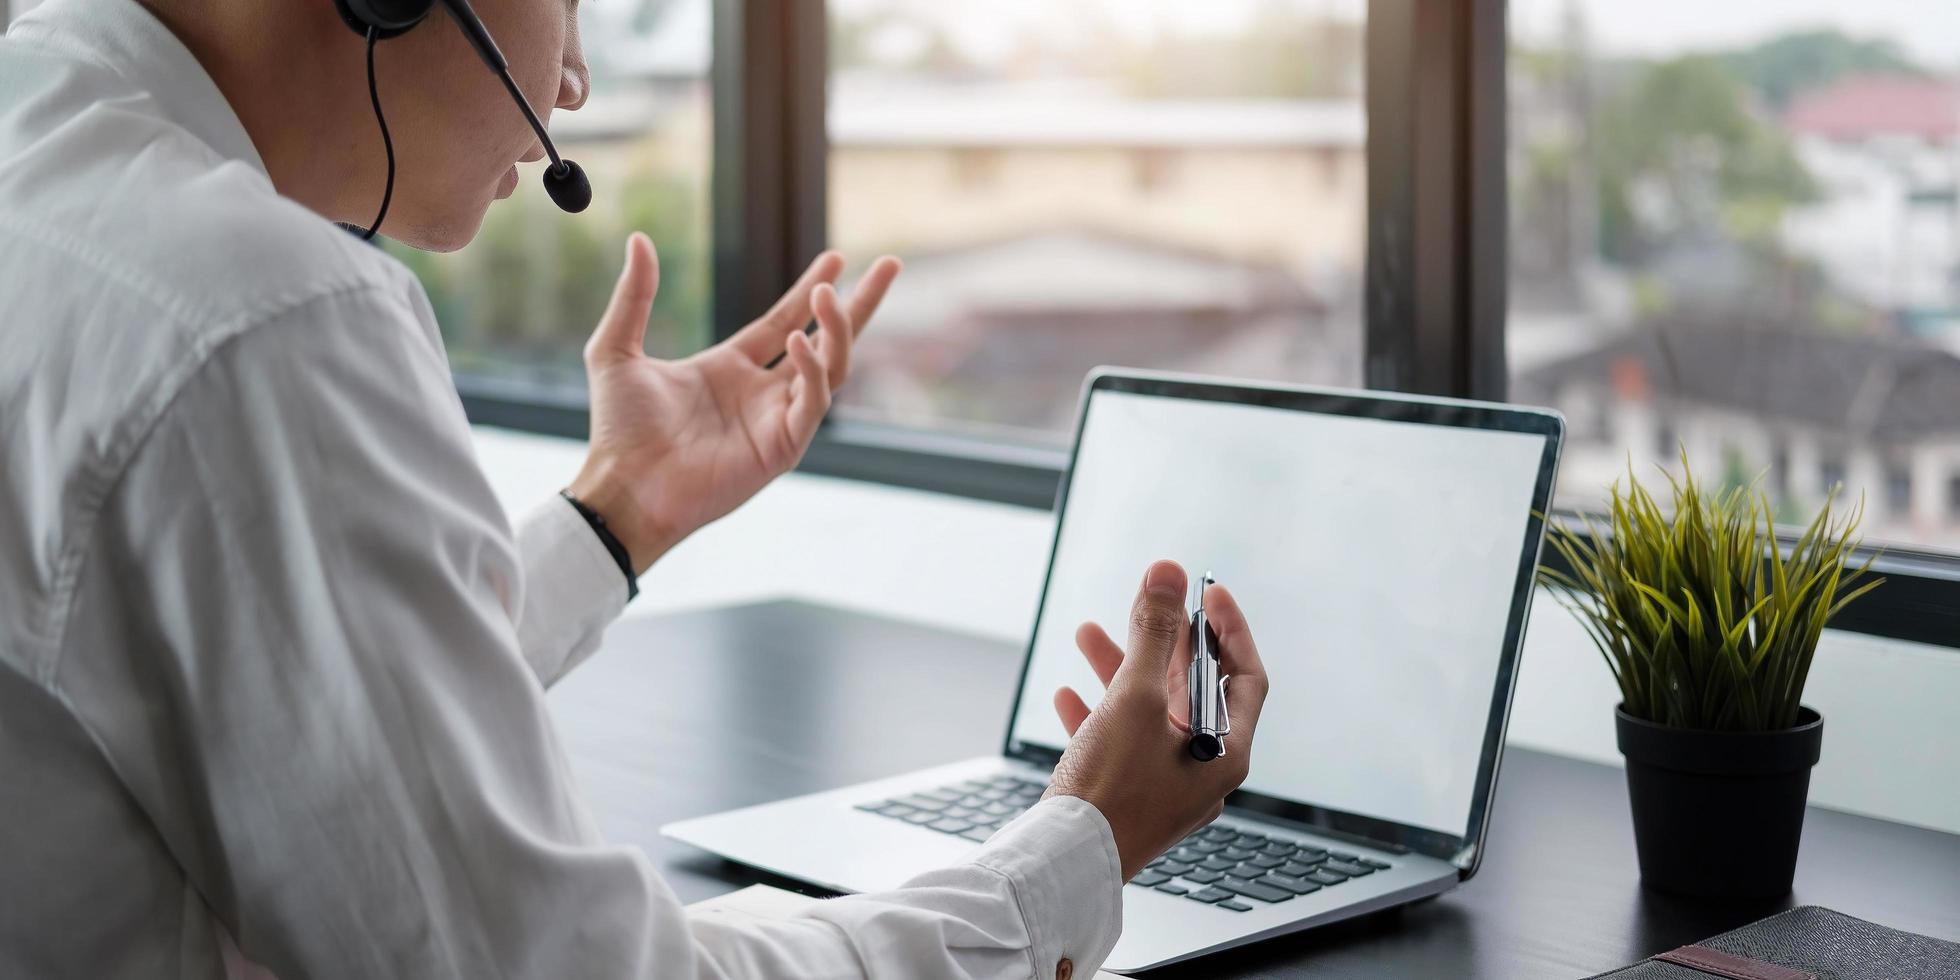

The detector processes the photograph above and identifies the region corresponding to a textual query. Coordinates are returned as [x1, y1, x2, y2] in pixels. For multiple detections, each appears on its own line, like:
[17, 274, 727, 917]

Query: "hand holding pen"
[1042, 560, 1272, 881]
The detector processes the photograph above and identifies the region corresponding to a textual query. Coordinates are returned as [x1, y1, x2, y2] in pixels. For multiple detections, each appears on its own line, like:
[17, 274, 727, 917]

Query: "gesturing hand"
[1044, 560, 1271, 881]
[566, 233, 902, 570]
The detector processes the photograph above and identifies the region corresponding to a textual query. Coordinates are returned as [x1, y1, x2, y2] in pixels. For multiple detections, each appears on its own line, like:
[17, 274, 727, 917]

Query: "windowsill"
[473, 425, 1960, 836]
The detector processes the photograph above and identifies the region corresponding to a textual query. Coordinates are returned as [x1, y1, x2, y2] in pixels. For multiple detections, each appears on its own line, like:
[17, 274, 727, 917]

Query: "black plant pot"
[1615, 704, 1823, 900]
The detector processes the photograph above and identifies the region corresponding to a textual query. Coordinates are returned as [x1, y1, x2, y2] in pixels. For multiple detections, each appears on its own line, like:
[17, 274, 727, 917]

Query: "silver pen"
[1187, 571, 1231, 761]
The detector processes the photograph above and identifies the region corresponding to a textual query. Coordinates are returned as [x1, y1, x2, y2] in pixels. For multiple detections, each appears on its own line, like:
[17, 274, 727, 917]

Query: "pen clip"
[1215, 674, 1231, 737]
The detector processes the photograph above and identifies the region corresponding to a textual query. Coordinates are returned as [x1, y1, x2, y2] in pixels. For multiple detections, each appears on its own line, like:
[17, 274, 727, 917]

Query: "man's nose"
[558, 64, 589, 113]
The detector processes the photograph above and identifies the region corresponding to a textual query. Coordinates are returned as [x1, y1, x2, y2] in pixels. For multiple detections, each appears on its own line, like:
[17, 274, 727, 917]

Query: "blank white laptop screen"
[1008, 388, 1552, 837]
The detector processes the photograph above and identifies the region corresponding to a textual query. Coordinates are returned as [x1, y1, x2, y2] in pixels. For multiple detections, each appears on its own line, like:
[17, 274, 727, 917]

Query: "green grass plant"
[1541, 456, 1881, 732]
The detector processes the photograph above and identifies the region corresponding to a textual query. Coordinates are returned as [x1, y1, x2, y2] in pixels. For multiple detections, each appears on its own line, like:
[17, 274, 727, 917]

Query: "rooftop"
[1518, 317, 1960, 441]
[1785, 74, 1960, 142]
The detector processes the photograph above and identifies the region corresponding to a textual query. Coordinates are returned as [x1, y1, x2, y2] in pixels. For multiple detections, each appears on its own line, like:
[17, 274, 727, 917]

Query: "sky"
[1513, 0, 1960, 70]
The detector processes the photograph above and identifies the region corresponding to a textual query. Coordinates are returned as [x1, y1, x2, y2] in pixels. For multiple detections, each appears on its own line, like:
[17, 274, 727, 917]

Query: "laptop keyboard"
[1136, 824, 1393, 911]
[855, 775, 1046, 843]
[855, 775, 1394, 911]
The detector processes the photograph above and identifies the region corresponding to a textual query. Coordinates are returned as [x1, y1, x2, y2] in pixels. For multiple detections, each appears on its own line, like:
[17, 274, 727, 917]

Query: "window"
[1885, 459, 1914, 518]
[825, 0, 1367, 443]
[386, 0, 713, 394]
[1820, 457, 1849, 499]
[1507, 2, 1960, 551]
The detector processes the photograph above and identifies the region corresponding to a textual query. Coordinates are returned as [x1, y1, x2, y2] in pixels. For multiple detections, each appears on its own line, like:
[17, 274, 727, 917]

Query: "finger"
[1204, 583, 1271, 734]
[1053, 687, 1091, 737]
[782, 330, 831, 450]
[731, 252, 845, 365]
[1073, 621, 1124, 689]
[812, 282, 853, 390]
[585, 233, 661, 363]
[1112, 560, 1188, 703]
[843, 256, 902, 339]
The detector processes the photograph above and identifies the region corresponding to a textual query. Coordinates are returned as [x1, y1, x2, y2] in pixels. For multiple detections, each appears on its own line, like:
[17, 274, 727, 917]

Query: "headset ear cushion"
[333, 0, 432, 39]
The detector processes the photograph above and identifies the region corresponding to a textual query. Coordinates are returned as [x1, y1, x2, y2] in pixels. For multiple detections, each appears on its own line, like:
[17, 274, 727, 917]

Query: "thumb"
[1112, 559, 1188, 702]
[586, 232, 660, 364]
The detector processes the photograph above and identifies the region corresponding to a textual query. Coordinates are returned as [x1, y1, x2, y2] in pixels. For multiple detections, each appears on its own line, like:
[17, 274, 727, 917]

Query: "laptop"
[663, 368, 1565, 973]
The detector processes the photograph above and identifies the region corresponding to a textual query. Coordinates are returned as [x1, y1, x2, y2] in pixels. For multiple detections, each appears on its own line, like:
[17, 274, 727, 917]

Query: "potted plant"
[1541, 457, 1881, 899]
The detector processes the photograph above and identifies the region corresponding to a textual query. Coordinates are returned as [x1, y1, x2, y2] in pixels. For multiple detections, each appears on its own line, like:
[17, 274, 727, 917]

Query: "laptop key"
[1216, 900, 1253, 912]
[1323, 860, 1374, 877]
[1199, 857, 1236, 872]
[1154, 883, 1189, 896]
[1191, 840, 1227, 854]
[1261, 841, 1298, 856]
[1230, 862, 1271, 880]
[1231, 832, 1268, 846]
[1248, 854, 1285, 869]
[1261, 873, 1323, 895]
[1159, 861, 1195, 876]
[1305, 869, 1349, 886]
[1279, 860, 1320, 877]
[1329, 851, 1359, 862]
[958, 826, 993, 843]
[901, 811, 940, 826]
[1184, 869, 1224, 884]
[928, 818, 973, 834]
[1201, 827, 1237, 841]
[1131, 870, 1171, 887]
[1361, 858, 1393, 871]
[898, 795, 949, 812]
[1220, 846, 1255, 861]
[1185, 888, 1234, 904]
[1216, 878, 1293, 903]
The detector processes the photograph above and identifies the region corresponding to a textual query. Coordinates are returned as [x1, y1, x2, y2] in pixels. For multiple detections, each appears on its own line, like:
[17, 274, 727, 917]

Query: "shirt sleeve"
[57, 284, 1125, 980]
[511, 495, 631, 687]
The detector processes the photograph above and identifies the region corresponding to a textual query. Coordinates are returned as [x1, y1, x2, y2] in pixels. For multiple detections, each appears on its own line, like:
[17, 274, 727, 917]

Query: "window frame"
[452, 0, 1960, 650]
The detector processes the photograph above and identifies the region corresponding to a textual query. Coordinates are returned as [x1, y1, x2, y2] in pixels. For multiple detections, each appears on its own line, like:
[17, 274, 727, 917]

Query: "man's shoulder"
[0, 61, 418, 333]
[1, 141, 417, 335]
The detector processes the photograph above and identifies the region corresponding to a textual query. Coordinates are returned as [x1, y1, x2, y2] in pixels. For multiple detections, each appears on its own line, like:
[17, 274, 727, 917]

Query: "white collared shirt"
[0, 2, 1122, 977]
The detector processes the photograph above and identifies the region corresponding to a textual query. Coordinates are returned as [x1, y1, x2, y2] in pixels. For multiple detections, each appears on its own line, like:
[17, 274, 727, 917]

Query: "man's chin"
[384, 202, 491, 254]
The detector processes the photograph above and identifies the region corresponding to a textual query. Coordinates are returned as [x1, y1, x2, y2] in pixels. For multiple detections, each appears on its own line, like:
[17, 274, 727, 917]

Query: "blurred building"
[1782, 75, 1960, 340]
[827, 77, 1367, 431]
[1518, 318, 1960, 548]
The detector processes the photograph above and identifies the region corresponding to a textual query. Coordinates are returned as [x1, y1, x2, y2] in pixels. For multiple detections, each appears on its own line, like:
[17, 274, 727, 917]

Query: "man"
[0, 1, 1271, 977]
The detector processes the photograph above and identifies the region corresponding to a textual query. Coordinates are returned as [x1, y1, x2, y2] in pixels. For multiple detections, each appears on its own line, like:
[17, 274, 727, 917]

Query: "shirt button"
[1056, 958, 1073, 980]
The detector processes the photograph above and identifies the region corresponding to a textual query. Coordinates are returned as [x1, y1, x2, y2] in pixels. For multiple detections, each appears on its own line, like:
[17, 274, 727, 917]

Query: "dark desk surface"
[547, 600, 1960, 979]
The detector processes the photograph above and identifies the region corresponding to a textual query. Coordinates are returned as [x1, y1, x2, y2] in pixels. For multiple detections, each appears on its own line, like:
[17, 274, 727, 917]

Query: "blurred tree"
[1596, 55, 1817, 263]
[1720, 29, 1924, 111]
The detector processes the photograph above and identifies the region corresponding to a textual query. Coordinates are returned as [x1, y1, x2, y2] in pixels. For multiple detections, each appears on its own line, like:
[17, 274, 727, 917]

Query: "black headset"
[333, 0, 591, 240]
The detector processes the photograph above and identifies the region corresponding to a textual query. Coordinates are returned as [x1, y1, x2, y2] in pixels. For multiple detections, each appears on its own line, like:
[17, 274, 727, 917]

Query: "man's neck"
[137, 0, 373, 226]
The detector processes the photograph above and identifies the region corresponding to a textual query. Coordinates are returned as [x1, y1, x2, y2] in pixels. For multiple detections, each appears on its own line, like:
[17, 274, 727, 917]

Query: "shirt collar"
[8, 0, 268, 176]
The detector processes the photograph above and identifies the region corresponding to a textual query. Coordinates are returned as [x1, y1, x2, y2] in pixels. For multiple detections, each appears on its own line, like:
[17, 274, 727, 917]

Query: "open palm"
[569, 233, 901, 569]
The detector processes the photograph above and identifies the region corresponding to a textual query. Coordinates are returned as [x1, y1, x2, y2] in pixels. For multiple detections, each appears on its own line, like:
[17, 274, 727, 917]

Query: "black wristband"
[559, 489, 639, 601]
